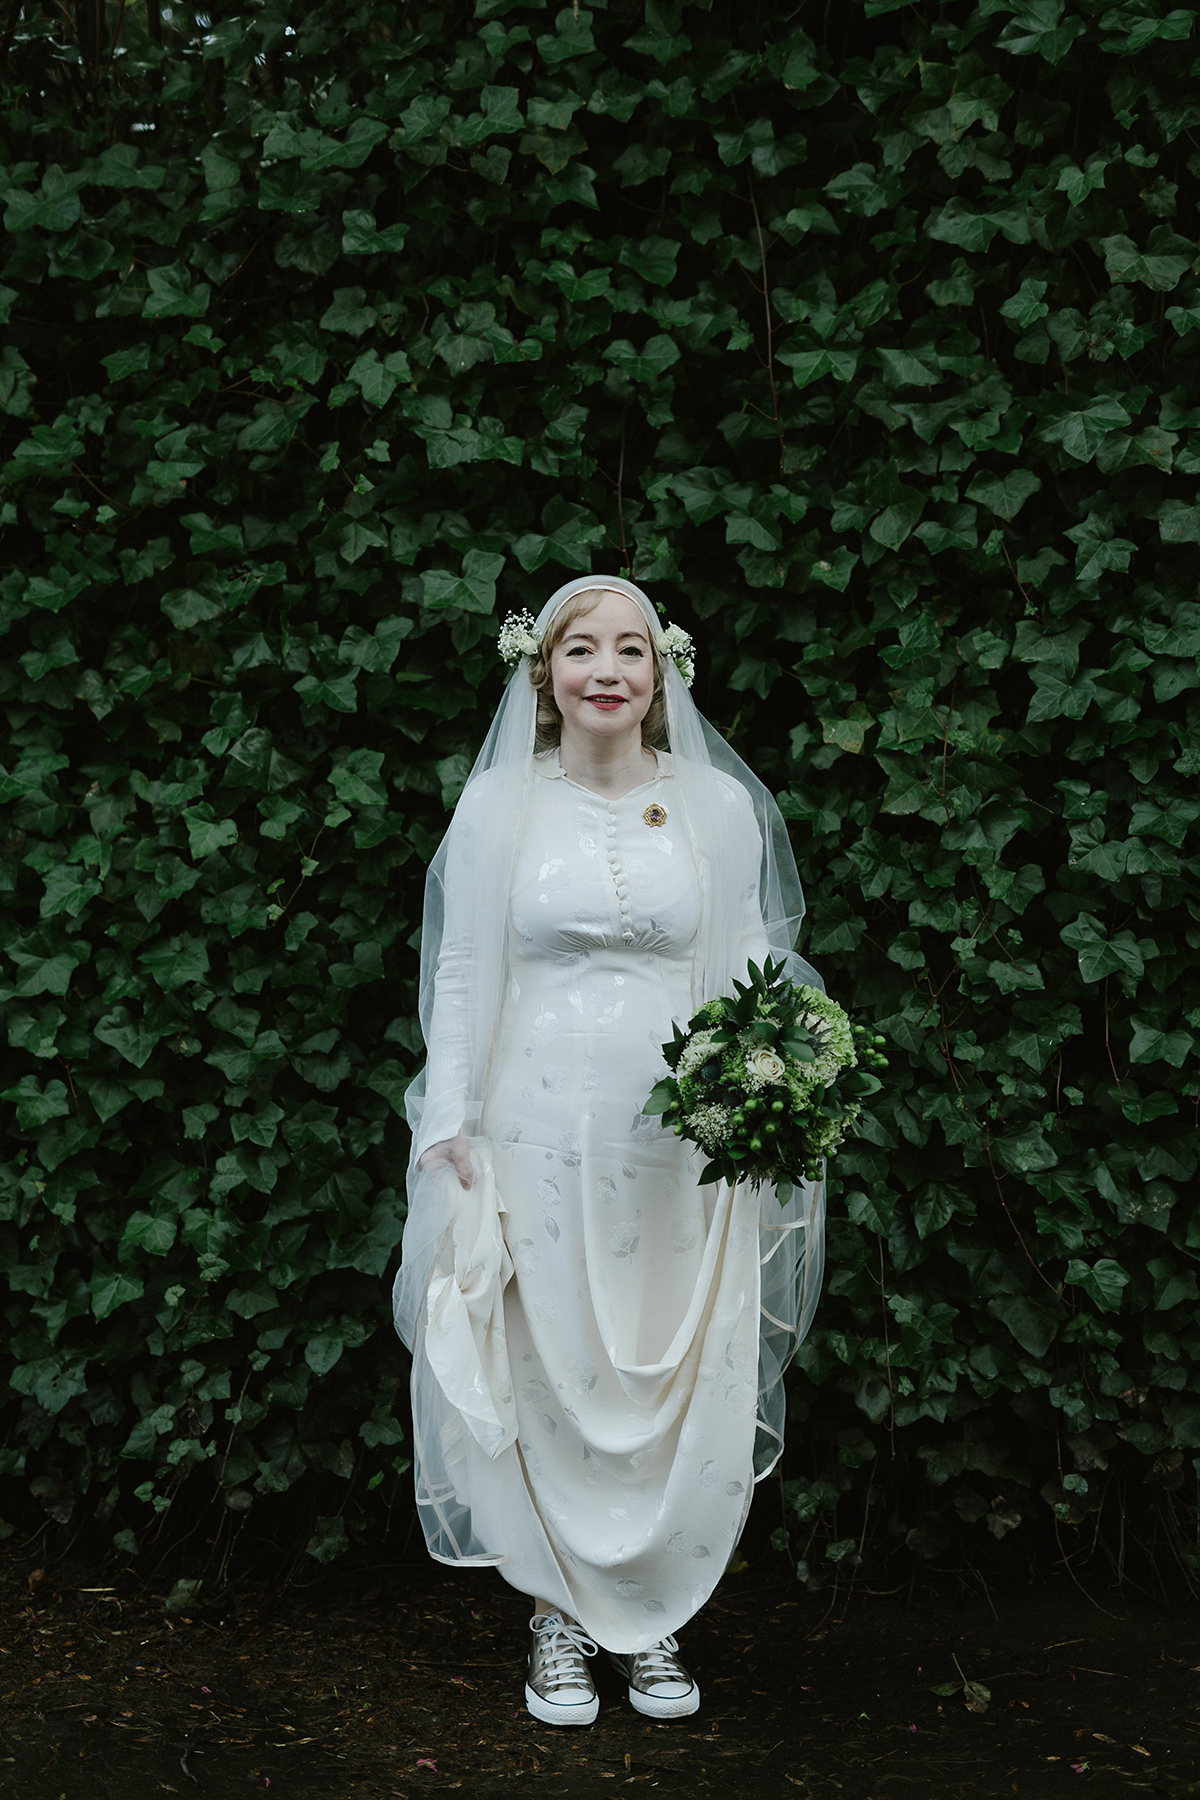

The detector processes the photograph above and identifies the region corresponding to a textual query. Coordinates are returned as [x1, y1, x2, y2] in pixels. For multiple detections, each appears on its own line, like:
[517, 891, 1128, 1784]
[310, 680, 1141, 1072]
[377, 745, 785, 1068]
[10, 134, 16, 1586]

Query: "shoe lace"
[634, 1635, 686, 1682]
[530, 1613, 598, 1691]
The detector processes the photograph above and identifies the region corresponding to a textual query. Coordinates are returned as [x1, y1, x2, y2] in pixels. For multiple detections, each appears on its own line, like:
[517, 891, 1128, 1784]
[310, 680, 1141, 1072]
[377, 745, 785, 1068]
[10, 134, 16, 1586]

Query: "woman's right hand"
[419, 1132, 474, 1190]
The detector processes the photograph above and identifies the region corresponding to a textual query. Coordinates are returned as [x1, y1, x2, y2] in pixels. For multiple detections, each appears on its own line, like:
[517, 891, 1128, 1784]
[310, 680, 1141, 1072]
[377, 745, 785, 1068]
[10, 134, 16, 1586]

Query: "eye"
[565, 645, 590, 657]
[620, 645, 645, 658]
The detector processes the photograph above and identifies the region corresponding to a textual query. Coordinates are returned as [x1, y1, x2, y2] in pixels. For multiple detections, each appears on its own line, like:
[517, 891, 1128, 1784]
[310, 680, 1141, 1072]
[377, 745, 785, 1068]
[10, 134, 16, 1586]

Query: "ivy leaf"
[618, 238, 679, 286]
[536, 5, 597, 62]
[421, 549, 506, 615]
[513, 500, 604, 573]
[1157, 499, 1200, 545]
[318, 286, 378, 337]
[877, 348, 939, 388]
[965, 471, 1042, 522]
[6, 420, 86, 477]
[161, 588, 224, 630]
[93, 1010, 166, 1070]
[120, 1211, 178, 1256]
[329, 749, 388, 807]
[1037, 396, 1132, 462]
[1065, 1258, 1130, 1313]
[1, 1075, 71, 1129]
[183, 805, 238, 860]
[90, 1263, 145, 1321]
[624, 0, 690, 63]
[1060, 916, 1145, 983]
[340, 210, 408, 256]
[1128, 1017, 1194, 1067]
[346, 348, 411, 407]
[603, 335, 682, 383]
[143, 264, 211, 319]
[1099, 234, 1191, 293]
[3, 164, 83, 233]
[995, 2, 1086, 63]
[138, 935, 211, 992]
[778, 348, 859, 388]
[987, 1293, 1060, 1357]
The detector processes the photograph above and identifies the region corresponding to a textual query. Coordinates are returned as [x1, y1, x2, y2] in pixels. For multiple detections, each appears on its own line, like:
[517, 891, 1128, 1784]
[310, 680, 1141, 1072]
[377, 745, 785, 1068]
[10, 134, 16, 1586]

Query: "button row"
[606, 805, 635, 941]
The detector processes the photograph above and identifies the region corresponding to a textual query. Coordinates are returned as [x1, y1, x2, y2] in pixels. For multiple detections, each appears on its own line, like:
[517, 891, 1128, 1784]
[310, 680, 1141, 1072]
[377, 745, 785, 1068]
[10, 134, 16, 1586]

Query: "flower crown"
[497, 609, 695, 688]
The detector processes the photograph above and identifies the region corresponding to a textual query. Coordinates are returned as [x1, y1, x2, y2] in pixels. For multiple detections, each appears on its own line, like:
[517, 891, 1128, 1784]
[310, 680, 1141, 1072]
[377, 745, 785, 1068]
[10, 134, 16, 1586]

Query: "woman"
[394, 576, 825, 1727]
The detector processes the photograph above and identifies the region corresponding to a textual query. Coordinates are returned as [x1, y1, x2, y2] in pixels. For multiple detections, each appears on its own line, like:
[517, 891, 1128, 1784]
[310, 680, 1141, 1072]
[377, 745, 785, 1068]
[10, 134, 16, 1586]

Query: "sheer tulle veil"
[394, 576, 826, 1560]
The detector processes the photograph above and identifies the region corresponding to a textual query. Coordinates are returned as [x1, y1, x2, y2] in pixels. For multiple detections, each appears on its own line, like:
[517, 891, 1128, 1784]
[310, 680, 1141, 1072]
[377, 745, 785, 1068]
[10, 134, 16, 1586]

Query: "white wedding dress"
[395, 575, 824, 1659]
[407, 753, 775, 1652]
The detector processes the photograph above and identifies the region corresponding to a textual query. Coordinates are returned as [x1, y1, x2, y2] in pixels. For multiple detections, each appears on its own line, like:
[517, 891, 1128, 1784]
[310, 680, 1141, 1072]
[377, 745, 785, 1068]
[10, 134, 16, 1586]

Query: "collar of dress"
[536, 749, 675, 787]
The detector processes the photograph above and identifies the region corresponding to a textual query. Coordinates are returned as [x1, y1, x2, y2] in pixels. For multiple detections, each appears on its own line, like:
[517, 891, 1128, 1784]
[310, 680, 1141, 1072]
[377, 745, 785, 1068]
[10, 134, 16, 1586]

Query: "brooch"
[643, 803, 667, 828]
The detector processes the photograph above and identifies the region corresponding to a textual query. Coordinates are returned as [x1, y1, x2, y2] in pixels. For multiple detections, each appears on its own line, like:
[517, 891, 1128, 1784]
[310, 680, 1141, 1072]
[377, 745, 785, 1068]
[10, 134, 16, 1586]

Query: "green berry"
[771, 1099, 785, 1114]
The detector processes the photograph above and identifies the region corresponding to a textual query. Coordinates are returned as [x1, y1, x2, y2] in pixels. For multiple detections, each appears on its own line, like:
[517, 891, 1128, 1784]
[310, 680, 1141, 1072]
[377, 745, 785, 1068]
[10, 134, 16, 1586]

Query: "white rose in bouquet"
[746, 1046, 786, 1084]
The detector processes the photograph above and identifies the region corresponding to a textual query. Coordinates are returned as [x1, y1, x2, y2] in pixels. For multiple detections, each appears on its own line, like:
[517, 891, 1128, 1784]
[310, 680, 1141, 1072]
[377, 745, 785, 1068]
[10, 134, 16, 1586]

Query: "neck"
[557, 723, 656, 799]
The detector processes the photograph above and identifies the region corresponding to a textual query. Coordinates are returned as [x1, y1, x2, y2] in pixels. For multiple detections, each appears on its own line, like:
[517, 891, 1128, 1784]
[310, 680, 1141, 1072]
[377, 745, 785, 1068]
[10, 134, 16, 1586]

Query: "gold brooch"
[643, 803, 667, 827]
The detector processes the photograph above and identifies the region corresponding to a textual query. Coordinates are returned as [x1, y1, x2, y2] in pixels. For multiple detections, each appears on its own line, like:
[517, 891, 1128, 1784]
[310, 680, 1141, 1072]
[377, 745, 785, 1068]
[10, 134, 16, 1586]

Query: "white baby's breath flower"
[688, 1103, 733, 1154]
[746, 1046, 786, 1084]
[655, 621, 696, 688]
[498, 609, 540, 665]
[676, 1028, 717, 1078]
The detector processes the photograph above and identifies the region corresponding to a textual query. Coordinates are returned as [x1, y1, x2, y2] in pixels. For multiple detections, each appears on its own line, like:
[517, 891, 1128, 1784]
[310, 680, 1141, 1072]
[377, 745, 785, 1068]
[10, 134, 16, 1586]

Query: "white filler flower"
[498, 609, 540, 664]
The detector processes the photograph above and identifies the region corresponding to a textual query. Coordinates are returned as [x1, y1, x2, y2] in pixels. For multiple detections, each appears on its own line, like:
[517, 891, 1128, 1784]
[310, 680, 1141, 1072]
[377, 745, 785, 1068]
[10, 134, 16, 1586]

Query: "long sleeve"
[412, 786, 491, 1161]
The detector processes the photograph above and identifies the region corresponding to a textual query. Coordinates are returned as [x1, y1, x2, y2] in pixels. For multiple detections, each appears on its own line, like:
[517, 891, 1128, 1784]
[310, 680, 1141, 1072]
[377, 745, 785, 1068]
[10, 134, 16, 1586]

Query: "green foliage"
[3, 0, 1200, 1568]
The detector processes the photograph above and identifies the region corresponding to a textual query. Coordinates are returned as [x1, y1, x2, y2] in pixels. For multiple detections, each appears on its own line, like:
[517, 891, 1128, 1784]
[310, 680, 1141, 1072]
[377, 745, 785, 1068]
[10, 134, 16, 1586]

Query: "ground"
[2, 1538, 1198, 1800]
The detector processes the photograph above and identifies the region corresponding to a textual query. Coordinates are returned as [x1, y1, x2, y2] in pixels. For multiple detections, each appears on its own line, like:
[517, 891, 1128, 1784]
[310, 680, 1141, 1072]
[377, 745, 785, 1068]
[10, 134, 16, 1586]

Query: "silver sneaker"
[609, 1633, 700, 1718]
[525, 1611, 599, 1726]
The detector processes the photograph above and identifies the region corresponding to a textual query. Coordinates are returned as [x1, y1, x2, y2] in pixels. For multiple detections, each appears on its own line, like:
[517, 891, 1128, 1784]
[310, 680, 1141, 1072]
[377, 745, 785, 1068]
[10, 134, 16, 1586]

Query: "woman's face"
[549, 592, 656, 750]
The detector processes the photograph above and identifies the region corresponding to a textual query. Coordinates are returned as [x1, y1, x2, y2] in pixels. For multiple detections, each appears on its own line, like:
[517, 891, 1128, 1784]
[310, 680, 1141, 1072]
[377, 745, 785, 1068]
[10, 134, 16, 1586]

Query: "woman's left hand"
[419, 1132, 474, 1190]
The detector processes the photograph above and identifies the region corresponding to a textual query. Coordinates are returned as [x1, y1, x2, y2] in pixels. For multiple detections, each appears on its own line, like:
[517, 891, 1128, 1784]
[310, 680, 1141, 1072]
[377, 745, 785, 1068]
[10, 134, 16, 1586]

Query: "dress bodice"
[509, 758, 699, 962]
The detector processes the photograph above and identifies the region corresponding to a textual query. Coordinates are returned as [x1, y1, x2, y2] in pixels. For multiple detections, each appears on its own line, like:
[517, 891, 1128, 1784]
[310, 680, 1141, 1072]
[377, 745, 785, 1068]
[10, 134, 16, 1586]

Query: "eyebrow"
[562, 628, 649, 644]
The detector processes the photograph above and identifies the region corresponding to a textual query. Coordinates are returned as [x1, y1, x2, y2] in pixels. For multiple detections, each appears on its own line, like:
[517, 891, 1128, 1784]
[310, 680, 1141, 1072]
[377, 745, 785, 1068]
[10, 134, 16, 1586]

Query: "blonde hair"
[529, 588, 667, 753]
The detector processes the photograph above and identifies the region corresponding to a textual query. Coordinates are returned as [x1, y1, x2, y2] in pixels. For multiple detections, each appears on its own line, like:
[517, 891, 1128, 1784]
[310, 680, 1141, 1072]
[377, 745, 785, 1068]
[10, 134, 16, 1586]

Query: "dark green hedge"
[2, 0, 1199, 1578]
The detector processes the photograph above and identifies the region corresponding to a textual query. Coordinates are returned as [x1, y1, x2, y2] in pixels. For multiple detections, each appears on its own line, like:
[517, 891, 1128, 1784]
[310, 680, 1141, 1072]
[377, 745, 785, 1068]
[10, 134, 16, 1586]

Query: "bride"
[394, 575, 825, 1726]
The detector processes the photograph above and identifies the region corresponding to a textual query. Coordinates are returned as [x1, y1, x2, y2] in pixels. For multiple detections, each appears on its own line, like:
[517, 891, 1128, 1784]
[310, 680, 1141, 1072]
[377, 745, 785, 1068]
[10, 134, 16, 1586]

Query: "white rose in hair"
[746, 1046, 786, 1083]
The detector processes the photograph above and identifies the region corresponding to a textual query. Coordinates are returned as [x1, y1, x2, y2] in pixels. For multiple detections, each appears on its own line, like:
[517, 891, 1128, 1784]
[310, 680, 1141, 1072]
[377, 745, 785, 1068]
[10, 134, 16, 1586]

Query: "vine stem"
[617, 413, 631, 578]
[746, 179, 788, 477]
[983, 1129, 1061, 1297]
[1102, 976, 1126, 1099]
[877, 1242, 895, 1459]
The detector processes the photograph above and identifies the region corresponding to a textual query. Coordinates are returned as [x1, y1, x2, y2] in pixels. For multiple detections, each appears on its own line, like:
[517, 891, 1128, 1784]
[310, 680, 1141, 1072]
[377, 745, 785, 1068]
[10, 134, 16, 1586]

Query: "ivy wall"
[2, 0, 1199, 1577]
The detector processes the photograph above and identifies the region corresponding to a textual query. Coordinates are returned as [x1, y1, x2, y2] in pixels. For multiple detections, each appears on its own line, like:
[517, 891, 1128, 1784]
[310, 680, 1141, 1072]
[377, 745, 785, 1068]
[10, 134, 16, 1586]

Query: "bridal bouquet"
[642, 957, 887, 1201]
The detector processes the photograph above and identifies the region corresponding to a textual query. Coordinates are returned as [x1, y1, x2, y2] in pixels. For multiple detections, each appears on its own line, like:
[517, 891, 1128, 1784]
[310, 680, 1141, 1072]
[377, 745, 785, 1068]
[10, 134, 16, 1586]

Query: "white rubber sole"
[628, 1682, 700, 1720]
[524, 1682, 599, 1727]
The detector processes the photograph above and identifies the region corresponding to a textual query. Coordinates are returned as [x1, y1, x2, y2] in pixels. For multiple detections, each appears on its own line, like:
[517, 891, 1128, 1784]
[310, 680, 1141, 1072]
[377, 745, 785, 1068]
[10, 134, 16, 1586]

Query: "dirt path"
[3, 1544, 1197, 1799]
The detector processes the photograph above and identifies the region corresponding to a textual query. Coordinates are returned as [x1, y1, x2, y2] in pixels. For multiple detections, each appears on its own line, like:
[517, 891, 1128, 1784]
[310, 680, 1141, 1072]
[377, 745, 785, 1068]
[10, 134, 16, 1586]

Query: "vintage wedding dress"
[394, 577, 825, 1654]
